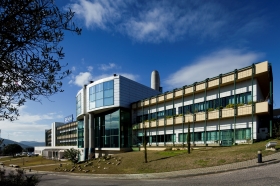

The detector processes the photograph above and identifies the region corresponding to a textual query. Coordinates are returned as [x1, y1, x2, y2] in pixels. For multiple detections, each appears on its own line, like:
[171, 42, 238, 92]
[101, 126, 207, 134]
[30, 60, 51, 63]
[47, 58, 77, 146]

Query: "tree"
[63, 148, 80, 164]
[0, 168, 40, 186]
[187, 120, 191, 154]
[143, 126, 148, 163]
[0, 0, 82, 121]
[3, 144, 22, 157]
[0, 138, 3, 146]
[0, 138, 4, 154]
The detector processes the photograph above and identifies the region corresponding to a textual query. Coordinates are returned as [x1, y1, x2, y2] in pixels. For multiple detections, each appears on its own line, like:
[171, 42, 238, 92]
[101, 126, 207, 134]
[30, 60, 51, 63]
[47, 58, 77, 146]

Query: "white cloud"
[0, 107, 63, 141]
[1, 122, 49, 132]
[68, 62, 136, 87]
[73, 72, 93, 87]
[164, 49, 265, 89]
[67, 0, 124, 29]
[66, 0, 264, 43]
[98, 63, 119, 71]
[87, 66, 93, 72]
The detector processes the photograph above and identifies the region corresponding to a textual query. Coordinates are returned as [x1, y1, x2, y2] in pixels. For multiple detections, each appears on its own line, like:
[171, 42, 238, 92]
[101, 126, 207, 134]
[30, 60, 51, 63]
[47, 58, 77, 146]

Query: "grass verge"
[1, 139, 279, 174]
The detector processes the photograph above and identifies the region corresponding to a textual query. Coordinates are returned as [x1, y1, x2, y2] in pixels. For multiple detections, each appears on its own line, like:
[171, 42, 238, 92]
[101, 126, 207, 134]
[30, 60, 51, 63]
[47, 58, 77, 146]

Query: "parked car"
[27, 152, 36, 157]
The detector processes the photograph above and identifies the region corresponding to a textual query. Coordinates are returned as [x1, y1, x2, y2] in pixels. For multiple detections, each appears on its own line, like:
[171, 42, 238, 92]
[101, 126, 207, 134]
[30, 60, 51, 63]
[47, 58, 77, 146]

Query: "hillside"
[19, 141, 45, 147]
[0, 138, 31, 149]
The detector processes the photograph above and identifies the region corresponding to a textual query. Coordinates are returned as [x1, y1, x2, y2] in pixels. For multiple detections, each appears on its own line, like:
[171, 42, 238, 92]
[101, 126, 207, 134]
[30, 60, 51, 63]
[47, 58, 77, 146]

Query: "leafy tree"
[0, 168, 40, 186]
[0, 0, 82, 121]
[63, 148, 80, 164]
[3, 144, 22, 157]
[0, 138, 4, 154]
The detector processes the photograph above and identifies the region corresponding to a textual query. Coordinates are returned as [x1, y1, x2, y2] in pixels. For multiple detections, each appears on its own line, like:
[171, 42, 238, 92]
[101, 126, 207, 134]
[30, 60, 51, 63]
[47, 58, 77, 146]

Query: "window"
[206, 131, 217, 141]
[157, 111, 165, 119]
[178, 133, 193, 142]
[165, 108, 175, 116]
[77, 120, 84, 148]
[89, 80, 114, 109]
[151, 134, 175, 142]
[76, 93, 81, 116]
[235, 128, 251, 140]
[95, 109, 121, 148]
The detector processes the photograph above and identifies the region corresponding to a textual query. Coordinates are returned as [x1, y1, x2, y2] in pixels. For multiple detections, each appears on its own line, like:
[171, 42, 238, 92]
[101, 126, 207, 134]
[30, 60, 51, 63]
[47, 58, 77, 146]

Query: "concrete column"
[84, 114, 89, 160]
[88, 113, 95, 159]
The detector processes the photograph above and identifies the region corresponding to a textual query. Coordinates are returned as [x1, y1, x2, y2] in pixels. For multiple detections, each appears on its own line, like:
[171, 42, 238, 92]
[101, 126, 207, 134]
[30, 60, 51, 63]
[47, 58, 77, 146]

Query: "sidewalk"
[26, 151, 280, 179]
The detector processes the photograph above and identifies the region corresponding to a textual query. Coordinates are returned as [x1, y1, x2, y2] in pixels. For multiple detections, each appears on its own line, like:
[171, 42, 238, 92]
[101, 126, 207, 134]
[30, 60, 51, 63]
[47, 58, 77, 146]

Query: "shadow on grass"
[148, 156, 172, 162]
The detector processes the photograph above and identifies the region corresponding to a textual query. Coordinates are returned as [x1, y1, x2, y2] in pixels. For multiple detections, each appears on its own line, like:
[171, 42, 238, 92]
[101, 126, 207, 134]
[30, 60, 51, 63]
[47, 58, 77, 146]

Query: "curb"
[168, 159, 280, 179]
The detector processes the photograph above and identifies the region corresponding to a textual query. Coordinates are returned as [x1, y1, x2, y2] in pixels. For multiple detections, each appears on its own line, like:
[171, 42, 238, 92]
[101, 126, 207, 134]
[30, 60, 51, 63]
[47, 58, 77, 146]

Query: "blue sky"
[1, 0, 280, 143]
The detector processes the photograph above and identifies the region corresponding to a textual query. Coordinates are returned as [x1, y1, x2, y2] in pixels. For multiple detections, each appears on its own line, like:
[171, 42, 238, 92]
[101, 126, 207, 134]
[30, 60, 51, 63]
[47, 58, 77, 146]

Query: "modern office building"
[38, 61, 273, 161]
[76, 75, 161, 160]
[131, 61, 273, 147]
[36, 121, 78, 159]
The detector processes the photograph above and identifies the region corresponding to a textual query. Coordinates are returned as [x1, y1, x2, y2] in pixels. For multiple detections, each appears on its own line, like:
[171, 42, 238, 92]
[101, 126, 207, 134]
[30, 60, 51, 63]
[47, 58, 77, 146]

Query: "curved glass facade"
[77, 120, 84, 148]
[94, 108, 131, 148]
[89, 80, 114, 109]
[76, 93, 81, 116]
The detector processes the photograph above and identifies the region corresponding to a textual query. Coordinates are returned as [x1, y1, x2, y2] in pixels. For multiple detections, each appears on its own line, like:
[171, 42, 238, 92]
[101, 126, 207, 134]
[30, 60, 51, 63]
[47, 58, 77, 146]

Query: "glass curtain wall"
[94, 108, 131, 148]
[89, 80, 114, 109]
[178, 128, 251, 143]
[77, 120, 84, 148]
[76, 93, 81, 116]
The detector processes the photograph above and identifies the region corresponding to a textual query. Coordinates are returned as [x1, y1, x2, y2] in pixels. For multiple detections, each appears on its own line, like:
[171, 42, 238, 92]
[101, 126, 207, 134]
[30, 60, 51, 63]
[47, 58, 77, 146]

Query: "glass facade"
[94, 108, 131, 148]
[77, 120, 84, 148]
[76, 93, 81, 116]
[89, 80, 114, 109]
[178, 92, 252, 114]
[178, 128, 251, 142]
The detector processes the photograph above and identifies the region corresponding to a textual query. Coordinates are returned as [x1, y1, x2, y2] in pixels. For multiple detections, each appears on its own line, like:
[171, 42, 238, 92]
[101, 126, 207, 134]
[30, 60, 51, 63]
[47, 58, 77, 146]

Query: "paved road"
[37, 163, 280, 186]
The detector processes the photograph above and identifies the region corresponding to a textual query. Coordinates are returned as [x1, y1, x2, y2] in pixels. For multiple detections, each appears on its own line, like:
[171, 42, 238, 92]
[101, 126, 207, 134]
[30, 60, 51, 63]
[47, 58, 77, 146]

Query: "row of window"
[179, 92, 252, 113]
[58, 130, 77, 136]
[136, 92, 252, 123]
[57, 142, 77, 146]
[137, 128, 251, 144]
[137, 108, 175, 123]
[77, 120, 84, 148]
[178, 128, 251, 141]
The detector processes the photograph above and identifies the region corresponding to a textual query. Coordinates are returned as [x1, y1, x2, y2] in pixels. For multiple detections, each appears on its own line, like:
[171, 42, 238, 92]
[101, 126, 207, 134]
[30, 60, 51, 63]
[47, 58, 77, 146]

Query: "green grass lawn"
[1, 139, 279, 174]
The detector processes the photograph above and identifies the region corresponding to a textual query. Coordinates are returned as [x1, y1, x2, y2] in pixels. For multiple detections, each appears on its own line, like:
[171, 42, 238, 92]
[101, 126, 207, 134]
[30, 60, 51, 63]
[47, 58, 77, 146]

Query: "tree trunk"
[187, 121, 191, 154]
[144, 127, 148, 163]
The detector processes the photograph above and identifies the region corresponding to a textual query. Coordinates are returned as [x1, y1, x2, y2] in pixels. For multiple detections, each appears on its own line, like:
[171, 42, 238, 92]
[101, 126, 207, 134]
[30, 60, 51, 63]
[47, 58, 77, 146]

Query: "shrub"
[0, 169, 40, 186]
[165, 116, 173, 119]
[237, 103, 244, 107]
[226, 104, 235, 108]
